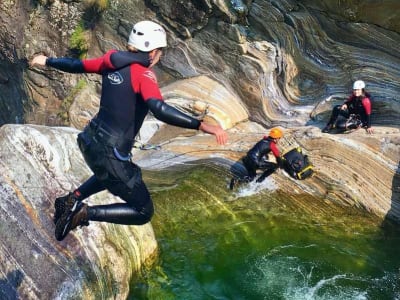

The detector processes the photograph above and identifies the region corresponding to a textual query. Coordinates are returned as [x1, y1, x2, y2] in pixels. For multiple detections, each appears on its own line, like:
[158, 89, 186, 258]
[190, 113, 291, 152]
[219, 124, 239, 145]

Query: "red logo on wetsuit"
[143, 70, 158, 84]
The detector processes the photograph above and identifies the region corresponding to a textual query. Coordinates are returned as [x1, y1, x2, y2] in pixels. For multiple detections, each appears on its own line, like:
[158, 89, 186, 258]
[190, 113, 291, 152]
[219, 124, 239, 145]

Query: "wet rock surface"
[0, 0, 399, 298]
[0, 124, 157, 299]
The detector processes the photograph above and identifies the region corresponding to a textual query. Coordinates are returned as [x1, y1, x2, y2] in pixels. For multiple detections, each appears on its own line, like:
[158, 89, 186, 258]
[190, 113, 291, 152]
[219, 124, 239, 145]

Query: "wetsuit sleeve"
[146, 98, 201, 130]
[81, 50, 116, 73]
[362, 97, 372, 128]
[46, 57, 85, 73]
[344, 95, 353, 105]
[45, 50, 116, 74]
[137, 68, 201, 129]
[270, 142, 280, 158]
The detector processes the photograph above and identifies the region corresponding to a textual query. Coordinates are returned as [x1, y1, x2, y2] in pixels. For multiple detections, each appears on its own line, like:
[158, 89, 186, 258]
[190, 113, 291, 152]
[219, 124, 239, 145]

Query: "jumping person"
[30, 20, 228, 241]
[230, 127, 283, 189]
[322, 80, 373, 134]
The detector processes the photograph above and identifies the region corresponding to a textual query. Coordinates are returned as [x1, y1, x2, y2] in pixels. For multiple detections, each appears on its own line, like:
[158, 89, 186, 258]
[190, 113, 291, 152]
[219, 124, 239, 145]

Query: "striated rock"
[137, 122, 400, 222]
[0, 124, 157, 299]
[0, 0, 399, 295]
[0, 0, 398, 128]
[301, 0, 400, 33]
[69, 81, 100, 130]
[162, 75, 248, 129]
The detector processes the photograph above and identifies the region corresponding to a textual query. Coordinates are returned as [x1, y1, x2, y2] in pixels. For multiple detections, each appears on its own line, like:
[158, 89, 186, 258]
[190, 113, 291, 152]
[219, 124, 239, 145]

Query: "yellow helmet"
[269, 127, 283, 139]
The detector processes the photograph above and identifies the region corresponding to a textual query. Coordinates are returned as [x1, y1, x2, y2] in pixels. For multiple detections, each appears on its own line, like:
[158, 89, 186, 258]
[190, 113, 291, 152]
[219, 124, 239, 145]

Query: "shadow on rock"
[382, 161, 400, 229]
[0, 269, 24, 300]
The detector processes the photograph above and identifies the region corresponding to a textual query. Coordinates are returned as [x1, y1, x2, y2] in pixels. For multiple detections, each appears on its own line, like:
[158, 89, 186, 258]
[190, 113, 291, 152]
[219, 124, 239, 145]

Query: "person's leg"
[256, 162, 278, 183]
[54, 176, 106, 224]
[75, 176, 106, 199]
[55, 156, 154, 241]
[230, 156, 256, 189]
[88, 180, 154, 225]
[323, 105, 348, 132]
[242, 156, 257, 182]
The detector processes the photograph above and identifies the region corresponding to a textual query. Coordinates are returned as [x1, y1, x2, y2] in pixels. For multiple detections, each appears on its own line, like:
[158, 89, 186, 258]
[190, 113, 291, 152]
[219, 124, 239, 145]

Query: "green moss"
[69, 22, 89, 58]
[84, 0, 109, 12]
[58, 79, 87, 125]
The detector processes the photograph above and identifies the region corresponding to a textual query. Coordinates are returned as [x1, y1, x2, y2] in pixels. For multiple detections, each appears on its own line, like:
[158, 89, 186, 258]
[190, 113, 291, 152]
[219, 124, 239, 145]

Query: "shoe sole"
[55, 201, 83, 241]
[54, 195, 76, 224]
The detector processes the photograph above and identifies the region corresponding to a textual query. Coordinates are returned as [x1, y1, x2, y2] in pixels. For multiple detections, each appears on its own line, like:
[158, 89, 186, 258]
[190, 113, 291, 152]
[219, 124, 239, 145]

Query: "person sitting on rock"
[30, 20, 228, 242]
[322, 80, 373, 134]
[230, 127, 283, 189]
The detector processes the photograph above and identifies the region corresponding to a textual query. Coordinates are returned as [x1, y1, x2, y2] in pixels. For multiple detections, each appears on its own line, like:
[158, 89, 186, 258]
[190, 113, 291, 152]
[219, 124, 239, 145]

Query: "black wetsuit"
[47, 50, 201, 225]
[242, 137, 281, 183]
[326, 93, 372, 129]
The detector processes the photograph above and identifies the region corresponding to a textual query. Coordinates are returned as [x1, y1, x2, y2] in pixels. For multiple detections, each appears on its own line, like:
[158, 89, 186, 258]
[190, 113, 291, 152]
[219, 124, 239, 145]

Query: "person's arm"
[270, 143, 283, 167]
[146, 99, 228, 145]
[276, 156, 284, 168]
[341, 95, 353, 110]
[138, 66, 227, 145]
[30, 54, 103, 73]
[30, 50, 150, 74]
[362, 97, 373, 134]
[146, 98, 201, 129]
[46, 57, 85, 73]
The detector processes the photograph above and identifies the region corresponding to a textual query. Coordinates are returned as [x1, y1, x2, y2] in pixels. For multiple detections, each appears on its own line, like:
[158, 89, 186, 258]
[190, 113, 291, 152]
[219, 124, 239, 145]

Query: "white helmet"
[353, 80, 365, 90]
[128, 21, 167, 52]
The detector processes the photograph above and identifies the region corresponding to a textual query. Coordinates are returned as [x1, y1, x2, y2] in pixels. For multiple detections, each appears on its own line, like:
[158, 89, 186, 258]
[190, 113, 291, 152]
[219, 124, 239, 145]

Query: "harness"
[78, 121, 143, 189]
[85, 118, 133, 161]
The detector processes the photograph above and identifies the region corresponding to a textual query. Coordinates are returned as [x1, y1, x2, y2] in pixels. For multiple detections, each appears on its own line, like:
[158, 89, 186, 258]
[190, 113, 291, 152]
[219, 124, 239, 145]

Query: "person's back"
[94, 52, 161, 153]
[247, 137, 273, 164]
[230, 128, 283, 189]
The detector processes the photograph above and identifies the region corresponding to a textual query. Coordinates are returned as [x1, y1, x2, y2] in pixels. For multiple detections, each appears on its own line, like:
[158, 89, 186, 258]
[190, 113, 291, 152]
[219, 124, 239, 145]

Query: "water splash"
[233, 177, 278, 198]
[245, 254, 369, 300]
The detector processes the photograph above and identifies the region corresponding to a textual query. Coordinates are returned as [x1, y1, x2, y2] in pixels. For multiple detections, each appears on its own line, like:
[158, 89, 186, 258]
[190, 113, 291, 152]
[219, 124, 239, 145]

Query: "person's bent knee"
[332, 105, 342, 112]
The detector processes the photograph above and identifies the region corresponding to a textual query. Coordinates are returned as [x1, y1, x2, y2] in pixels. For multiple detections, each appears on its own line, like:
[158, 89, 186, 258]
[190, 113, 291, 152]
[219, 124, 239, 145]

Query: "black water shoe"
[322, 124, 333, 133]
[55, 201, 89, 241]
[54, 193, 79, 224]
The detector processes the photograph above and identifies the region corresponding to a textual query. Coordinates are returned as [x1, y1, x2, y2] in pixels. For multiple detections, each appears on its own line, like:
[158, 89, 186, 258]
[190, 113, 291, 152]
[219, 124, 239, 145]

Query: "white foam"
[234, 177, 278, 198]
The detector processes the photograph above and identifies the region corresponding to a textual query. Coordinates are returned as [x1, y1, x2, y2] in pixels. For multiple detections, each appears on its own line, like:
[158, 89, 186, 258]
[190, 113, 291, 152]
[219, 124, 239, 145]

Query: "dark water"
[129, 165, 400, 299]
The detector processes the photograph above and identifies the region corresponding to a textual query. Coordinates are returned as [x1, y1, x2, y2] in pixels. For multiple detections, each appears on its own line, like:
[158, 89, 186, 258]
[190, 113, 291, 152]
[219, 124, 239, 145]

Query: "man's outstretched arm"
[146, 98, 227, 145]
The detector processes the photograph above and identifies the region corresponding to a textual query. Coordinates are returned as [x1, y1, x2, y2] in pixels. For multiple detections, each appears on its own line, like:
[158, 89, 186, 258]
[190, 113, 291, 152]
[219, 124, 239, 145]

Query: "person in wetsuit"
[230, 127, 283, 189]
[30, 20, 228, 241]
[322, 80, 373, 134]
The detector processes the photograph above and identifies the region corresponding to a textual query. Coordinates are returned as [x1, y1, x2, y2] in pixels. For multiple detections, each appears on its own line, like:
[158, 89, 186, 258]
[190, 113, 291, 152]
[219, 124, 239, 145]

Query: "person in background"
[230, 127, 283, 189]
[322, 80, 373, 134]
[30, 20, 228, 241]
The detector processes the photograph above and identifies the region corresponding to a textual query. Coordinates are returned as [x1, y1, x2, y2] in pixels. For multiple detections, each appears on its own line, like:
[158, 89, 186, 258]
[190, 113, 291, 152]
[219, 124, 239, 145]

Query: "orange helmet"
[269, 127, 283, 139]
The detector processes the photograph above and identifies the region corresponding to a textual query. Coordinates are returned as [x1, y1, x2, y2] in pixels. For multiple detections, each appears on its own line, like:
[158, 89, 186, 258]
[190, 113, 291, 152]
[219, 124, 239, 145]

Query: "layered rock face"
[0, 124, 157, 299]
[0, 0, 399, 298]
[0, 0, 398, 127]
[137, 122, 400, 222]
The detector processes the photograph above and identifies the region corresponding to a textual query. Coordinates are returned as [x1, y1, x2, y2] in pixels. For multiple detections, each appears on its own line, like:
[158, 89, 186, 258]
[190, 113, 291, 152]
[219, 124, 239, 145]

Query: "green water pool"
[129, 165, 400, 299]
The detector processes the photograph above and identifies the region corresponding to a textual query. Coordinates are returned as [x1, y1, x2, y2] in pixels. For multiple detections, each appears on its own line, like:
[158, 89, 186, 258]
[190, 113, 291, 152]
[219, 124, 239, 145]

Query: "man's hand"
[366, 127, 374, 134]
[29, 54, 48, 67]
[199, 122, 228, 145]
[340, 104, 347, 110]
